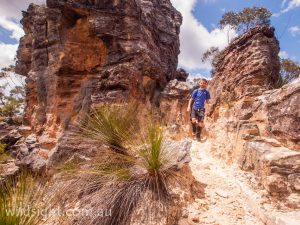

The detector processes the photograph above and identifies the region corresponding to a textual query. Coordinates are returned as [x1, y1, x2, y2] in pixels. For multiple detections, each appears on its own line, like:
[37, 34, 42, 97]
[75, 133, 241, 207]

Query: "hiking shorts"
[190, 108, 205, 122]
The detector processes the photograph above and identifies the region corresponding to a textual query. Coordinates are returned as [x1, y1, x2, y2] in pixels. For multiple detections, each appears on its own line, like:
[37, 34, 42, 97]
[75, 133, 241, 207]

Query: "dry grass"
[78, 103, 139, 154]
[0, 171, 50, 225]
[59, 104, 182, 225]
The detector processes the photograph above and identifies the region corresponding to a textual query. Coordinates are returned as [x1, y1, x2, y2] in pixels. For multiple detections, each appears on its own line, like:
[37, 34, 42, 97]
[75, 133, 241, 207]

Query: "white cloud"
[282, 0, 300, 12]
[281, 0, 288, 8]
[275, 0, 300, 16]
[0, 42, 18, 68]
[0, 0, 45, 20]
[289, 26, 300, 36]
[0, 0, 45, 69]
[171, 0, 237, 70]
[279, 51, 289, 58]
[0, 0, 46, 40]
[0, 17, 24, 40]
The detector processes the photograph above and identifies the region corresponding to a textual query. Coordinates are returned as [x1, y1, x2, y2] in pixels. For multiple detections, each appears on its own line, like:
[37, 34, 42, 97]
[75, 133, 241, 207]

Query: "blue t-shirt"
[191, 89, 211, 109]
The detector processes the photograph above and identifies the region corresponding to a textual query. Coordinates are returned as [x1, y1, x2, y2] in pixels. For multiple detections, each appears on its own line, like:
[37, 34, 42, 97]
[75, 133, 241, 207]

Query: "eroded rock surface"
[16, 0, 182, 147]
[208, 26, 280, 112]
[205, 26, 300, 197]
[159, 79, 191, 139]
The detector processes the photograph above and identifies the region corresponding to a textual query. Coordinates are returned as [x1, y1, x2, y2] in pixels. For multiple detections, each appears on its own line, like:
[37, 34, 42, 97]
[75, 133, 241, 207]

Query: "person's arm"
[205, 91, 211, 107]
[187, 90, 196, 112]
[187, 98, 193, 112]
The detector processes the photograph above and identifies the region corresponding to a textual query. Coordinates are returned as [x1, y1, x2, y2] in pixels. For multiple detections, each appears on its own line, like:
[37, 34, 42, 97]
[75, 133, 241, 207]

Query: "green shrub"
[65, 104, 179, 225]
[79, 103, 139, 154]
[0, 143, 6, 154]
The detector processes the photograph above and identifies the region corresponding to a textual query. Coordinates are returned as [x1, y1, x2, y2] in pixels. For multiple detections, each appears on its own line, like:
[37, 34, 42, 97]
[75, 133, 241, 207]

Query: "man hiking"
[187, 79, 211, 141]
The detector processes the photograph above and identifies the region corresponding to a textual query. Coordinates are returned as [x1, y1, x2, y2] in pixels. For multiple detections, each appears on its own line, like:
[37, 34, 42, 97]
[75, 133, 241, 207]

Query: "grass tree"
[62, 103, 182, 225]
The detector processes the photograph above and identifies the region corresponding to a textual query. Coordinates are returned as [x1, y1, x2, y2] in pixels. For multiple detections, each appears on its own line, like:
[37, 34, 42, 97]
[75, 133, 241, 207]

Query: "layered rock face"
[208, 26, 280, 111]
[206, 26, 300, 196]
[16, 0, 182, 146]
[159, 77, 191, 140]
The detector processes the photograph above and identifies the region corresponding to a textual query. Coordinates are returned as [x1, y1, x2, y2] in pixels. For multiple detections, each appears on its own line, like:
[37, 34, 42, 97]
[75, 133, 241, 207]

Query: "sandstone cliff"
[5, 1, 299, 223]
[205, 26, 300, 196]
[10, 2, 205, 224]
[16, 0, 182, 146]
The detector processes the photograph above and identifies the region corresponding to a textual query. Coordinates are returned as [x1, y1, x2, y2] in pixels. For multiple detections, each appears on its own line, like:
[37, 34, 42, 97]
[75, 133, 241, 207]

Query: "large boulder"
[159, 79, 191, 139]
[208, 26, 280, 116]
[265, 79, 300, 150]
[239, 140, 300, 195]
[16, 0, 182, 148]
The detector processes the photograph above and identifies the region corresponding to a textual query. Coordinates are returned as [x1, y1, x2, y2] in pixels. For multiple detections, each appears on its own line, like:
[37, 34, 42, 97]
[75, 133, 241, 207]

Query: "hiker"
[187, 79, 211, 140]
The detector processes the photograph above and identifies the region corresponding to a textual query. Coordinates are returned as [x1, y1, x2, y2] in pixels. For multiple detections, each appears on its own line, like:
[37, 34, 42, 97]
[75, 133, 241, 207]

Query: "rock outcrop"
[205, 26, 300, 197]
[159, 79, 191, 139]
[175, 68, 189, 82]
[12, 2, 207, 224]
[208, 26, 280, 112]
[16, 0, 182, 147]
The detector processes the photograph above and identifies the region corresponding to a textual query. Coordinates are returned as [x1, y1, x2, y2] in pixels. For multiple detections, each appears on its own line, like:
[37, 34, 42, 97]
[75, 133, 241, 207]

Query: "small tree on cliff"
[275, 58, 300, 88]
[201, 47, 222, 76]
[219, 7, 272, 33]
[202, 7, 272, 77]
[0, 66, 25, 123]
[0, 85, 25, 123]
[1, 65, 15, 73]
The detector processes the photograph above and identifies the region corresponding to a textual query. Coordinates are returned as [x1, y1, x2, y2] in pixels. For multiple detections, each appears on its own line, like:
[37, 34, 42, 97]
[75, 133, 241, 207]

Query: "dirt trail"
[180, 140, 265, 225]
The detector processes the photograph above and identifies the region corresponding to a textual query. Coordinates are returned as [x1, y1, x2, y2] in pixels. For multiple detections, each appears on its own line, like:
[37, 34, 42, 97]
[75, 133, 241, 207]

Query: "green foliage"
[219, 7, 272, 33]
[0, 66, 15, 78]
[139, 124, 164, 174]
[203, 7, 272, 77]
[1, 65, 15, 73]
[79, 104, 139, 154]
[273, 58, 300, 88]
[65, 105, 180, 225]
[201, 47, 223, 76]
[0, 143, 10, 162]
[190, 78, 201, 91]
[0, 84, 25, 123]
[59, 159, 80, 172]
[280, 58, 300, 83]
[0, 100, 21, 118]
[0, 143, 6, 154]
[0, 172, 48, 225]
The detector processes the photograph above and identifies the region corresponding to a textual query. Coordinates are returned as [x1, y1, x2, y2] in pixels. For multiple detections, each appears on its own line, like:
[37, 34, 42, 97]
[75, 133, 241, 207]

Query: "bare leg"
[196, 122, 204, 140]
[191, 118, 197, 139]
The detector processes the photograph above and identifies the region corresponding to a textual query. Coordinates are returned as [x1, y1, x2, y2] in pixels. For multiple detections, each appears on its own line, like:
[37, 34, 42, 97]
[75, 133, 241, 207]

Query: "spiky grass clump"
[139, 125, 164, 174]
[0, 143, 11, 163]
[0, 172, 49, 225]
[79, 103, 139, 154]
[63, 105, 182, 225]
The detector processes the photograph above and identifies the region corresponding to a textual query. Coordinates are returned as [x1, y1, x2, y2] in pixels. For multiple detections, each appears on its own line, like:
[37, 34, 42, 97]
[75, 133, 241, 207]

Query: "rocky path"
[179, 140, 265, 225]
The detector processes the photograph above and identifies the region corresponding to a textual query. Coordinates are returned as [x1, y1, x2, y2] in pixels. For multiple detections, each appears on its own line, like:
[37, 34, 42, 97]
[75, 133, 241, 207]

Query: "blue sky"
[0, 0, 300, 78]
[193, 0, 300, 72]
[172, 0, 300, 78]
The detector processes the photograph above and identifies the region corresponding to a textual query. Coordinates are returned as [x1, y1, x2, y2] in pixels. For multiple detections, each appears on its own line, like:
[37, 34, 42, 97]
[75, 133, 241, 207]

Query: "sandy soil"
[179, 140, 265, 225]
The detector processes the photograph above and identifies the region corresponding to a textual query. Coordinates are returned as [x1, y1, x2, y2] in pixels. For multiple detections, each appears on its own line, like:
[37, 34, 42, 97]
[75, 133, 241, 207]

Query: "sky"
[0, 0, 300, 78]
